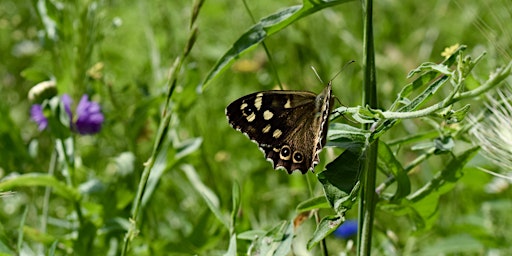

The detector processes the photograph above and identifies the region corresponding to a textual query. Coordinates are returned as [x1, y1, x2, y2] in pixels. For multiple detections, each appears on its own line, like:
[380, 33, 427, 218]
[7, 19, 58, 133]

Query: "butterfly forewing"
[226, 84, 332, 174]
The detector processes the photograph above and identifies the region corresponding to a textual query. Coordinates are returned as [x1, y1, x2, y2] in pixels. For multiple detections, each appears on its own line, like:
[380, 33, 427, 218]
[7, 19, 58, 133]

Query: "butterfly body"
[226, 83, 333, 174]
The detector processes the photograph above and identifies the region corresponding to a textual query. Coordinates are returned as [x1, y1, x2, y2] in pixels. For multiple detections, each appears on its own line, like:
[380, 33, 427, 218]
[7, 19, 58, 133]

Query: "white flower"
[470, 85, 512, 192]
[471, 86, 512, 170]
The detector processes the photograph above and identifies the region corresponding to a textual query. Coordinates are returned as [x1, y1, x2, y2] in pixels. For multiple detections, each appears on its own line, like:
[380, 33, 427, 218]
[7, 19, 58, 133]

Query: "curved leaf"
[200, 0, 356, 89]
[0, 173, 81, 201]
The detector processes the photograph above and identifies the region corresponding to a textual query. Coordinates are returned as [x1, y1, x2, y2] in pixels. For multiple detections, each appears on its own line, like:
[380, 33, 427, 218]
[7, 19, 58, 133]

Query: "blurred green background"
[1, 0, 511, 255]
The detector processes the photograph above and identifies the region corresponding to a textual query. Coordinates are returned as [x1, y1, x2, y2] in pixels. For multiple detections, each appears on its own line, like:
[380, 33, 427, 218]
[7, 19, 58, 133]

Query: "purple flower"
[333, 220, 358, 239]
[30, 104, 48, 131]
[74, 95, 104, 135]
[30, 94, 104, 135]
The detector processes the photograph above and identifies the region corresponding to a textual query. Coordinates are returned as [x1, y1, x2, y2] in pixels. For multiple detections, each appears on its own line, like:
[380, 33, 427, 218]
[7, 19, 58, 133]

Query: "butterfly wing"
[226, 84, 332, 174]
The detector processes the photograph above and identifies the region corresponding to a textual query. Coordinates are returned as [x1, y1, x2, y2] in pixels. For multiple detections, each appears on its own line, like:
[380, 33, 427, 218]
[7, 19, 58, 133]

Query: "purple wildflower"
[30, 94, 104, 135]
[30, 105, 48, 131]
[333, 220, 358, 239]
[74, 95, 104, 135]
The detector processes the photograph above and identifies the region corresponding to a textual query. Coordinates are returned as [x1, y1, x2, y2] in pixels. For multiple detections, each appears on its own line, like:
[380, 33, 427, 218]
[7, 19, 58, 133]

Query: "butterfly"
[225, 82, 333, 174]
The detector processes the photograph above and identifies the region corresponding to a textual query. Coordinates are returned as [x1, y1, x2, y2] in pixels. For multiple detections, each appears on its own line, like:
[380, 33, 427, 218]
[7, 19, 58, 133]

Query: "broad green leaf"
[0, 173, 81, 201]
[318, 148, 361, 215]
[200, 0, 356, 89]
[317, 147, 362, 216]
[307, 215, 343, 249]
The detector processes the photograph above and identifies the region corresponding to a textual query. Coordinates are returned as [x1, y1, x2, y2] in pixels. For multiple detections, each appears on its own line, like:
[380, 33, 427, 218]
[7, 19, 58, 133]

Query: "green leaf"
[237, 230, 266, 240]
[225, 234, 237, 256]
[200, 0, 356, 89]
[404, 146, 479, 230]
[442, 104, 471, 124]
[175, 137, 203, 159]
[181, 164, 229, 229]
[433, 136, 454, 154]
[20, 67, 53, 83]
[249, 221, 294, 256]
[296, 196, 330, 212]
[0, 173, 81, 201]
[307, 215, 343, 250]
[377, 142, 410, 201]
[318, 148, 361, 215]
[230, 182, 241, 230]
[326, 123, 370, 149]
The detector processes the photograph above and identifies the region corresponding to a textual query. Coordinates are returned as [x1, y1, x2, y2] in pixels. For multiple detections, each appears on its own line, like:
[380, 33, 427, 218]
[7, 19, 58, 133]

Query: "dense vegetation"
[1, 0, 511, 255]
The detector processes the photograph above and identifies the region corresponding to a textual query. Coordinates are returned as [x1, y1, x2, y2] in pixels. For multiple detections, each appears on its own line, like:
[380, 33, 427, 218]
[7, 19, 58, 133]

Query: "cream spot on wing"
[273, 147, 280, 152]
[254, 93, 263, 110]
[273, 129, 282, 138]
[284, 99, 292, 108]
[262, 124, 271, 133]
[246, 113, 256, 122]
[240, 102, 248, 110]
[263, 110, 273, 120]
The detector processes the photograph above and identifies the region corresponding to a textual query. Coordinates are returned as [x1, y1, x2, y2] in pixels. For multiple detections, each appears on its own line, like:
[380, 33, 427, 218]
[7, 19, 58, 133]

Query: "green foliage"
[1, 0, 512, 255]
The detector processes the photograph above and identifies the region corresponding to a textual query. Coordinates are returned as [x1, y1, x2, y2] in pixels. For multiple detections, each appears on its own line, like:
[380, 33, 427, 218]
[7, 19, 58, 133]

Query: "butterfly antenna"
[330, 60, 356, 82]
[310, 66, 324, 84]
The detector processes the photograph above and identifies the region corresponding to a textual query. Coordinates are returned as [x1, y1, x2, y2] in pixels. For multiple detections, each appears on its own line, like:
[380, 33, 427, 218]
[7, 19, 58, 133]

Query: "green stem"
[57, 138, 84, 225]
[358, 0, 377, 255]
[377, 60, 512, 120]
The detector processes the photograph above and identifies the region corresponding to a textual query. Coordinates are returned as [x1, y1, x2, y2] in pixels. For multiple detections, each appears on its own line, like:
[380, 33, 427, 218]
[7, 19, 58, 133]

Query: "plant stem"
[358, 0, 377, 255]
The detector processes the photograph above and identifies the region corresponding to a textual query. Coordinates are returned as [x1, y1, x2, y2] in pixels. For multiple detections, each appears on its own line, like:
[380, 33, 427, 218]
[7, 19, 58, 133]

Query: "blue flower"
[333, 220, 358, 239]
[30, 94, 104, 135]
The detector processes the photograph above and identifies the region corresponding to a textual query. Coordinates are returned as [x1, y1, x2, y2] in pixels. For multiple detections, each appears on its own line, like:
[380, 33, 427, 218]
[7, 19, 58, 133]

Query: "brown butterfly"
[226, 82, 333, 174]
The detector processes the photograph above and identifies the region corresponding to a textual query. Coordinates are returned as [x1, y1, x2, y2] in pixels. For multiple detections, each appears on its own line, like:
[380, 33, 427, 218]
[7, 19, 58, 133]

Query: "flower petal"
[75, 95, 104, 135]
[30, 104, 48, 130]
